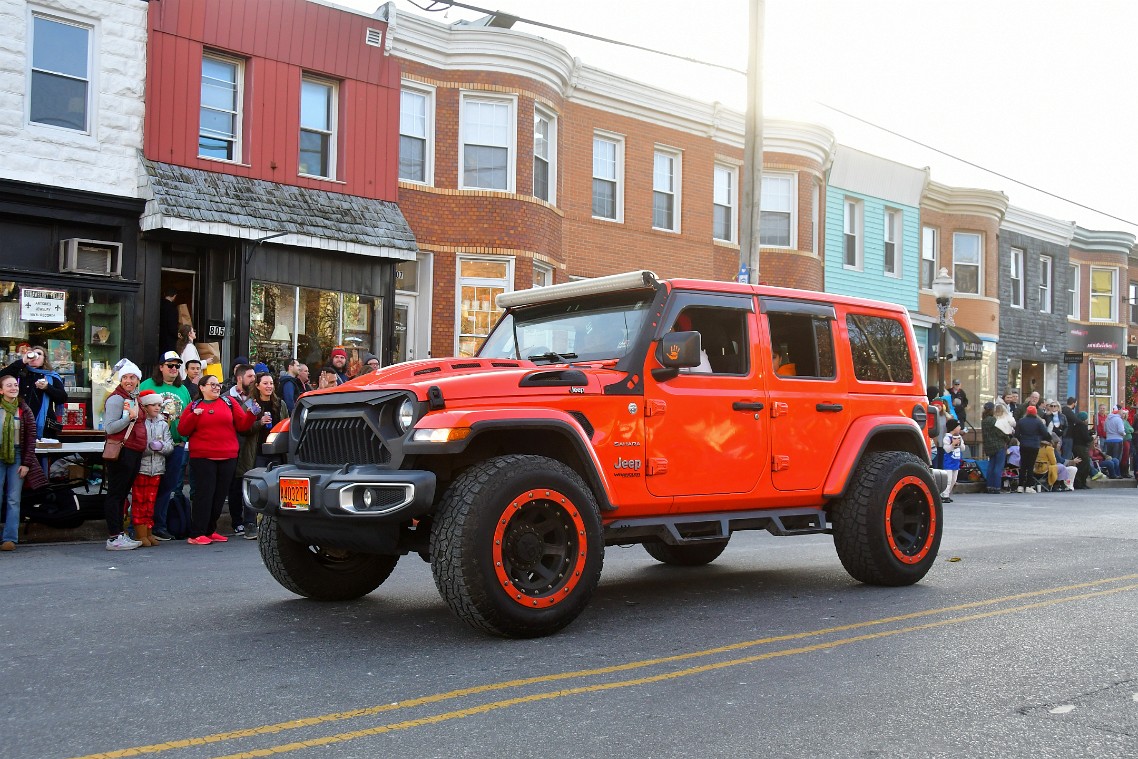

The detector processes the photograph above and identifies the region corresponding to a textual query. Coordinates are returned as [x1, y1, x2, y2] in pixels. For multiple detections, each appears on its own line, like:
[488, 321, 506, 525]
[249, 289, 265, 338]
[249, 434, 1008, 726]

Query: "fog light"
[362, 488, 375, 508]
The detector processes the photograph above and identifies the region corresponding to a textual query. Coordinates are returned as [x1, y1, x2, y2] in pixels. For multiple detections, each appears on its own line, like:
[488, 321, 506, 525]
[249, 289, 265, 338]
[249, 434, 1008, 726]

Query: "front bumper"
[243, 464, 436, 522]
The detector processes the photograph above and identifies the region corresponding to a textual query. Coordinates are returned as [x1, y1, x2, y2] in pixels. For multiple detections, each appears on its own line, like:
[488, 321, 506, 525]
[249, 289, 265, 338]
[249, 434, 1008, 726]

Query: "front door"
[644, 296, 768, 498]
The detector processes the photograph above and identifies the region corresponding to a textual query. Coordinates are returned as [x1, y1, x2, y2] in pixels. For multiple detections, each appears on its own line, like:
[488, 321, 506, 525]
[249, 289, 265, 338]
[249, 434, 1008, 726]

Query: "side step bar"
[603, 507, 828, 547]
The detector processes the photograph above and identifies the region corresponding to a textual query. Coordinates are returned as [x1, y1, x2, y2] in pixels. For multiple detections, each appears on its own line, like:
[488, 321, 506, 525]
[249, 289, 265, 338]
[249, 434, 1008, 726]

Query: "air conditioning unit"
[59, 238, 122, 277]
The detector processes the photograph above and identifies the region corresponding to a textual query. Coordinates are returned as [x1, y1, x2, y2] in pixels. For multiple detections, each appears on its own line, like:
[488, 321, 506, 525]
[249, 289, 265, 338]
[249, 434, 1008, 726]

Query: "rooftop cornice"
[389, 9, 833, 158]
[1070, 226, 1136, 255]
[922, 180, 1008, 222]
[1001, 205, 1076, 247]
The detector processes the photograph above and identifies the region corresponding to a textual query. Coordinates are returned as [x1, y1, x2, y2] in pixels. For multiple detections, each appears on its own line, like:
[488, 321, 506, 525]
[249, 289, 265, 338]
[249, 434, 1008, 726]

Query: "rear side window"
[846, 314, 914, 383]
[767, 312, 836, 379]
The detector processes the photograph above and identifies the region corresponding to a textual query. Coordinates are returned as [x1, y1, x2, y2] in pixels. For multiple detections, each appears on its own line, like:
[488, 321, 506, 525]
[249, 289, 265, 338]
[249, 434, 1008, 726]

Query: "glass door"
[394, 296, 414, 363]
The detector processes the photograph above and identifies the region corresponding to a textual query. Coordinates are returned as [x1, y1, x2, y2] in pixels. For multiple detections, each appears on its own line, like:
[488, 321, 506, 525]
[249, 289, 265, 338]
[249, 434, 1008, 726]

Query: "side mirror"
[657, 331, 702, 369]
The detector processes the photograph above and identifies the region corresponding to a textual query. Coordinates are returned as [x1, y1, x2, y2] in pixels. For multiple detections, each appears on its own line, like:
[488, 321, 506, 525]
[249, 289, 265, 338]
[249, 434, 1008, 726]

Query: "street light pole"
[931, 267, 956, 395]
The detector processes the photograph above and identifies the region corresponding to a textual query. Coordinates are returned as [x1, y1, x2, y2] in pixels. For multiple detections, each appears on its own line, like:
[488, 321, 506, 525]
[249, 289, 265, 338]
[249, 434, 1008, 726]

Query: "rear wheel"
[643, 538, 729, 566]
[258, 514, 399, 601]
[831, 451, 941, 586]
[431, 455, 603, 638]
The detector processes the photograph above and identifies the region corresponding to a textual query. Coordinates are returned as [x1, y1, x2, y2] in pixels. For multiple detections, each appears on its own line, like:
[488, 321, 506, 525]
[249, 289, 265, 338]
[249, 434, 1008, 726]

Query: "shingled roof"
[140, 159, 417, 260]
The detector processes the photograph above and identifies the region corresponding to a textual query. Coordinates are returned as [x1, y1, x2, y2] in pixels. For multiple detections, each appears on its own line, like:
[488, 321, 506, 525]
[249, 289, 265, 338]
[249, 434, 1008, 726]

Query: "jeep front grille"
[295, 417, 390, 466]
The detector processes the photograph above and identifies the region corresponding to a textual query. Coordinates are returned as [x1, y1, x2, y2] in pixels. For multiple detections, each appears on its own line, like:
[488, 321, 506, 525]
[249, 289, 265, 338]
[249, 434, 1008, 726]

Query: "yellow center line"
[209, 581, 1138, 759]
[71, 573, 1138, 759]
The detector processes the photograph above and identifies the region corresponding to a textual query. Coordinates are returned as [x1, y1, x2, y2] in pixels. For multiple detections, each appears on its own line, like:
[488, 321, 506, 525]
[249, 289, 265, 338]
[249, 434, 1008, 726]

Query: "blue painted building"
[824, 146, 927, 312]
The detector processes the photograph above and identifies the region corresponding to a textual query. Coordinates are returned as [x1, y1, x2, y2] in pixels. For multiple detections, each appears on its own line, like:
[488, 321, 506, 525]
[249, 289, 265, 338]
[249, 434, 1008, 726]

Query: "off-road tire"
[830, 450, 941, 586]
[430, 454, 604, 638]
[258, 514, 399, 601]
[643, 538, 730, 566]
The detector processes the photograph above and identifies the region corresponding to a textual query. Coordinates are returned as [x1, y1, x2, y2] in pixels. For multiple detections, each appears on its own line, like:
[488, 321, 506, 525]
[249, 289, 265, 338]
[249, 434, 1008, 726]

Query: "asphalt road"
[3, 489, 1136, 759]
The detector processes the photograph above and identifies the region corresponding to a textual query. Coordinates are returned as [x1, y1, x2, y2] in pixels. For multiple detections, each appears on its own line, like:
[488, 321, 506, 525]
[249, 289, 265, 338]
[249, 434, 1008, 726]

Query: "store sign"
[1091, 362, 1112, 396]
[1063, 352, 1084, 364]
[1068, 324, 1123, 353]
[20, 288, 66, 323]
[206, 319, 227, 339]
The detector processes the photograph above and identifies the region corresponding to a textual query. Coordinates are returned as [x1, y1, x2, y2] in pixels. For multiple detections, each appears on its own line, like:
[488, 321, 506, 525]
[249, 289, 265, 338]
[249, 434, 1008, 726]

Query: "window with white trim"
[1089, 266, 1117, 322]
[811, 182, 820, 254]
[457, 258, 512, 356]
[1009, 248, 1024, 308]
[760, 174, 794, 247]
[713, 163, 736, 243]
[921, 226, 937, 288]
[1038, 255, 1052, 313]
[1130, 281, 1138, 325]
[952, 232, 982, 295]
[399, 85, 433, 183]
[884, 209, 901, 277]
[299, 76, 336, 178]
[592, 132, 623, 221]
[460, 94, 515, 191]
[29, 13, 91, 132]
[843, 198, 862, 269]
[533, 261, 553, 288]
[199, 54, 242, 161]
[652, 148, 680, 232]
[533, 107, 556, 204]
[1068, 263, 1079, 318]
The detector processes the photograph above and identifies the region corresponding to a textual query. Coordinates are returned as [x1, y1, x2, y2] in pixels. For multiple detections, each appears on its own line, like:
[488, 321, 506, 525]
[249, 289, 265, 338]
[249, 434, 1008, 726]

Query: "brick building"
[389, 10, 833, 357]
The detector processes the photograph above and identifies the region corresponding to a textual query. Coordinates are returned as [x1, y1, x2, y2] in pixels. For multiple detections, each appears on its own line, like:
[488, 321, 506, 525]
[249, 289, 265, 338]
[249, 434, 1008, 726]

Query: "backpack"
[166, 488, 192, 540]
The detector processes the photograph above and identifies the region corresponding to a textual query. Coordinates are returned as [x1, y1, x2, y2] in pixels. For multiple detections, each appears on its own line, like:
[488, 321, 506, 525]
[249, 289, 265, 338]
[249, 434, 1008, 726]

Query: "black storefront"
[0, 178, 145, 431]
[140, 160, 418, 380]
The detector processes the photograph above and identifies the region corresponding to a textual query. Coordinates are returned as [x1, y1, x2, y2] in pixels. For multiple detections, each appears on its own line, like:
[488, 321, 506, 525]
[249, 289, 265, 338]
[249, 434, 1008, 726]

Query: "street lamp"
[931, 267, 955, 394]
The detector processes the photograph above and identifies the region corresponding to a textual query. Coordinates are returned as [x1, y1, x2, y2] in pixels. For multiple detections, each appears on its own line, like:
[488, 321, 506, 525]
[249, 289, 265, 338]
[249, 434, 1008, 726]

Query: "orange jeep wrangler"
[244, 271, 939, 637]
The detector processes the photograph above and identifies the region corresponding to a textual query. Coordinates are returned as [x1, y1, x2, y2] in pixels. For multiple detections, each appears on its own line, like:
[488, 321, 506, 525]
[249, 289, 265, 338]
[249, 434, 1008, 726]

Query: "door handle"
[816, 403, 843, 412]
[732, 402, 765, 411]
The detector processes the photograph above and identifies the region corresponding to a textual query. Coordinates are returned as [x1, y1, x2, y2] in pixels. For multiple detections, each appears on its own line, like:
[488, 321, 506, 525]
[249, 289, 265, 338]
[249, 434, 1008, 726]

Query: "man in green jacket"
[140, 351, 192, 541]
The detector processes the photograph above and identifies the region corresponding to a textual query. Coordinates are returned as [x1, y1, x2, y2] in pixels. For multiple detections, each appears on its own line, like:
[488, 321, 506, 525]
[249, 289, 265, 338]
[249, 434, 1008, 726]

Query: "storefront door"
[394, 296, 415, 363]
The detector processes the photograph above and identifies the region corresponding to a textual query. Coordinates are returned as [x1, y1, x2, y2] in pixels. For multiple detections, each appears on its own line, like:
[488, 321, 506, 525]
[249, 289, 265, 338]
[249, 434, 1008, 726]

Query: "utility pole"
[738, 0, 764, 283]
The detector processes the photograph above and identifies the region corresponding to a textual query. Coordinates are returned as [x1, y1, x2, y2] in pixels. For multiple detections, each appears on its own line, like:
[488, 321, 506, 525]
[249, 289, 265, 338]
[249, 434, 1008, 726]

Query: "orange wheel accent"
[492, 489, 589, 608]
[883, 475, 937, 565]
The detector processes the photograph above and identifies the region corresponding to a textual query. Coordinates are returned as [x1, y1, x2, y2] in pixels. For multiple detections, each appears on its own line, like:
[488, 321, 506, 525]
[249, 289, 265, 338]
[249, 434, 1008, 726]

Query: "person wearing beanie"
[104, 359, 147, 550]
[1013, 405, 1049, 493]
[361, 353, 380, 372]
[140, 351, 191, 542]
[1070, 410, 1093, 488]
[330, 347, 350, 384]
[129, 390, 173, 546]
[939, 419, 964, 502]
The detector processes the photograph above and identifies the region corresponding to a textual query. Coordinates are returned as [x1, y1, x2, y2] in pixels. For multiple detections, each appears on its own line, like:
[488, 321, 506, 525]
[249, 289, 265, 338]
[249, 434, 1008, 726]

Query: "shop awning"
[930, 325, 984, 361]
[139, 159, 418, 261]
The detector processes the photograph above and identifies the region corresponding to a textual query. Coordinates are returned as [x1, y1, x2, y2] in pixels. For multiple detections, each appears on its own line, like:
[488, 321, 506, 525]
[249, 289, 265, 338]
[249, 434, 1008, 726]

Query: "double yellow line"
[75, 574, 1138, 759]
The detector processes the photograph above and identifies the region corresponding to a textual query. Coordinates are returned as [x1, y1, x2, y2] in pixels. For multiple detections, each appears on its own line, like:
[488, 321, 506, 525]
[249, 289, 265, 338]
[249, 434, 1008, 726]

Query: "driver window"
[669, 306, 749, 375]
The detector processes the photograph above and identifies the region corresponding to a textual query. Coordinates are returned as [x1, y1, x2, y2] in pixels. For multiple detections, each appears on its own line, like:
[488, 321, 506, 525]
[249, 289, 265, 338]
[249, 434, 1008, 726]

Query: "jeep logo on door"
[613, 457, 642, 477]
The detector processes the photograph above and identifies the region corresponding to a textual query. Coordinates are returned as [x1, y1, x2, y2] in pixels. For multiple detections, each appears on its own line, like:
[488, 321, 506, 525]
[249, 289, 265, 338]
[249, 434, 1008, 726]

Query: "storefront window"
[1089, 359, 1115, 412]
[457, 258, 511, 357]
[0, 281, 129, 430]
[250, 281, 379, 376]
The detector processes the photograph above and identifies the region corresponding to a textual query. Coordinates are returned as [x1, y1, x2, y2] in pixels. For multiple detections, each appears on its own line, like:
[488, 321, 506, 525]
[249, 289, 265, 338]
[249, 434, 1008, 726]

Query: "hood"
[310, 357, 617, 402]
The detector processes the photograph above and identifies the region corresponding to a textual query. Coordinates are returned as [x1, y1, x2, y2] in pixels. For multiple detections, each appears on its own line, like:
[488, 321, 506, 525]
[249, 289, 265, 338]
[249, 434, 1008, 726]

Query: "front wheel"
[430, 455, 604, 638]
[830, 451, 942, 586]
[258, 514, 400, 601]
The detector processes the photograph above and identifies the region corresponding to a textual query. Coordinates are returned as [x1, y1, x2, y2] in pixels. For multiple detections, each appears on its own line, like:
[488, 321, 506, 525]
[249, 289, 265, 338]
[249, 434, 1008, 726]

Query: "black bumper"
[243, 464, 436, 522]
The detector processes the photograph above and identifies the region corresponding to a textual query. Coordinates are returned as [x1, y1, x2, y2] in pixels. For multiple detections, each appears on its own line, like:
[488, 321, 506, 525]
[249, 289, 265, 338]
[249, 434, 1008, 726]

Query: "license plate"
[279, 478, 310, 511]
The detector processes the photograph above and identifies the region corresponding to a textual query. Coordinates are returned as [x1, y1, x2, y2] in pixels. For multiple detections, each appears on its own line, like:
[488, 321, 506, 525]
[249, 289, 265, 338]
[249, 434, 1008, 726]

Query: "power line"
[818, 101, 1138, 229]
[402, 0, 747, 75]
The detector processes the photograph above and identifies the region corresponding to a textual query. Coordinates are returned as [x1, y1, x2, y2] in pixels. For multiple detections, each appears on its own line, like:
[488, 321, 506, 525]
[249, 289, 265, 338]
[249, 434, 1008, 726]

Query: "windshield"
[478, 290, 655, 363]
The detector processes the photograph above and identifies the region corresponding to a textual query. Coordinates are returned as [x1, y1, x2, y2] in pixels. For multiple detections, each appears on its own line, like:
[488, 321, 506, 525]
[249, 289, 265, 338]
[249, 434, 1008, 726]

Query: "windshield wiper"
[526, 351, 578, 362]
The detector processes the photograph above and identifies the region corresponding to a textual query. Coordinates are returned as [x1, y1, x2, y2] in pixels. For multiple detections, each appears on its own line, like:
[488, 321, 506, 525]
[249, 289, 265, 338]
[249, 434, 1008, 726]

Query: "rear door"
[761, 298, 848, 492]
[643, 293, 769, 497]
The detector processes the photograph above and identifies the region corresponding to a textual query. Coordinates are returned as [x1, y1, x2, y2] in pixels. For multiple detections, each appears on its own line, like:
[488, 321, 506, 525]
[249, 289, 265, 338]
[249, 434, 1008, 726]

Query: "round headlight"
[397, 398, 415, 433]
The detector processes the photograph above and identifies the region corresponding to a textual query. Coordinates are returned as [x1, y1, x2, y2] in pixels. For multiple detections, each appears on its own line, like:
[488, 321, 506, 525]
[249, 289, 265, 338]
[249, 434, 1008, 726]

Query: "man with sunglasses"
[140, 351, 191, 541]
[1, 346, 68, 439]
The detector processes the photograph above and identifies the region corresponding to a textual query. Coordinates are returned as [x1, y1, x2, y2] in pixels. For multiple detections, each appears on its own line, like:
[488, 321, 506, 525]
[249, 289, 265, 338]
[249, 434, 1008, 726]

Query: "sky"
[336, 0, 1138, 237]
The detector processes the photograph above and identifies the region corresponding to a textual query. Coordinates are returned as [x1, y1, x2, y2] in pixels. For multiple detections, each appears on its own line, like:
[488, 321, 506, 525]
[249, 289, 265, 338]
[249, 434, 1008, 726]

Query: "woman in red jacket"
[177, 376, 255, 545]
